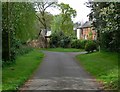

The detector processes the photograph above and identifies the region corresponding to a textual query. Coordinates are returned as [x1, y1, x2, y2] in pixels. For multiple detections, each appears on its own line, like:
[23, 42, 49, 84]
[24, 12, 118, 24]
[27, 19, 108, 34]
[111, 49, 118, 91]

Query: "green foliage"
[71, 39, 88, 49]
[51, 14, 75, 36]
[79, 40, 87, 49]
[85, 40, 97, 53]
[51, 3, 77, 36]
[49, 31, 71, 48]
[71, 39, 81, 49]
[2, 2, 37, 62]
[49, 31, 61, 48]
[87, 2, 120, 52]
[36, 12, 53, 31]
[58, 3, 76, 19]
[12, 3, 37, 42]
[3, 2, 36, 42]
[51, 15, 63, 32]
[34, 2, 56, 30]
[2, 44, 33, 67]
[60, 35, 71, 48]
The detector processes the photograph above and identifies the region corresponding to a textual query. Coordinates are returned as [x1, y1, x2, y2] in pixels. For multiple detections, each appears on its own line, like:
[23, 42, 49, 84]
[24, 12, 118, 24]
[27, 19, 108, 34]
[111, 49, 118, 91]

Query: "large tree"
[51, 3, 77, 36]
[35, 12, 53, 38]
[86, 2, 120, 52]
[58, 3, 76, 25]
[34, 1, 57, 48]
[34, 1, 57, 36]
[2, 2, 36, 61]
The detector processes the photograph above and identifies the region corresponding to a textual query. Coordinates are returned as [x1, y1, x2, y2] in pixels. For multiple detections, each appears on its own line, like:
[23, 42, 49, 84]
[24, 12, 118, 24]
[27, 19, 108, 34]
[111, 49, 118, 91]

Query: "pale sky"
[47, 0, 91, 23]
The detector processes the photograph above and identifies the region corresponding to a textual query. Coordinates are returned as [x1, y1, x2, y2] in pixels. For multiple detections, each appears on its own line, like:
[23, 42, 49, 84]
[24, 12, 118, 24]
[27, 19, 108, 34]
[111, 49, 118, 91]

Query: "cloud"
[58, 0, 91, 23]
[46, 0, 91, 23]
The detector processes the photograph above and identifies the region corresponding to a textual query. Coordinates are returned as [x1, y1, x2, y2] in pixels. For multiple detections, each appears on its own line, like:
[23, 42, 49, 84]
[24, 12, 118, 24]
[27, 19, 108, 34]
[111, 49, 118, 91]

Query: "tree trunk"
[2, 2, 11, 61]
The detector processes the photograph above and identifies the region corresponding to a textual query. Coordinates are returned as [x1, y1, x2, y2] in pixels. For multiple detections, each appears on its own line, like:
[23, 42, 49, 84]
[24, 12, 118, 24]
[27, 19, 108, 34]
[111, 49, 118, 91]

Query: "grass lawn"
[76, 51, 118, 89]
[2, 49, 44, 91]
[41, 48, 84, 52]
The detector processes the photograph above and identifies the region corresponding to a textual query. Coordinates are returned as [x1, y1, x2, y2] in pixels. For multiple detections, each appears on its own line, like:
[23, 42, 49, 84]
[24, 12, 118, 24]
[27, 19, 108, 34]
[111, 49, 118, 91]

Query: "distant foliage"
[49, 31, 61, 48]
[79, 40, 88, 49]
[49, 31, 71, 48]
[85, 40, 97, 53]
[71, 39, 81, 49]
[71, 39, 88, 49]
[50, 31, 89, 49]
[51, 3, 77, 36]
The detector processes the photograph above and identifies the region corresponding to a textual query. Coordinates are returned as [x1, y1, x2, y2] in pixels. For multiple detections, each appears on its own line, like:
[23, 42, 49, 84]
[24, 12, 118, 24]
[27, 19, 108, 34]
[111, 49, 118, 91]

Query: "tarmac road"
[20, 51, 103, 91]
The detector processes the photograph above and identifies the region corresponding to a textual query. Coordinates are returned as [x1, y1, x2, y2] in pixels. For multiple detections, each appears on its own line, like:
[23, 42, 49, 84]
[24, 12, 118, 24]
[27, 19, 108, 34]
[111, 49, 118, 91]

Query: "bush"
[71, 39, 81, 49]
[49, 31, 62, 48]
[16, 46, 33, 56]
[85, 40, 97, 53]
[80, 40, 87, 49]
[60, 36, 71, 48]
[2, 45, 33, 67]
[93, 40, 99, 51]
[2, 38, 33, 67]
[49, 31, 71, 48]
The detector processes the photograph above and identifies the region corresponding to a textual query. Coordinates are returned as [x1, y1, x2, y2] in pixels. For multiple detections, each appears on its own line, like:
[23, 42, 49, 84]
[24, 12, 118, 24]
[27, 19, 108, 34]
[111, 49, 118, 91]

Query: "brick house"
[76, 21, 97, 40]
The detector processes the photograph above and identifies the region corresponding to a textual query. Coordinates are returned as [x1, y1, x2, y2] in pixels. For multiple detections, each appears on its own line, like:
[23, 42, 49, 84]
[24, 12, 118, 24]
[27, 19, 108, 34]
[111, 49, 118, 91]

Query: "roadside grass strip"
[2, 50, 44, 90]
[76, 51, 118, 89]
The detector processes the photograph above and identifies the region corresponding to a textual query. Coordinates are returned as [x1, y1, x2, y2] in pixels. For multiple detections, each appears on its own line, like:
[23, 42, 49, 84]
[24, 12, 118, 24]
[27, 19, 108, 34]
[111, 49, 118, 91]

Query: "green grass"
[76, 51, 118, 89]
[41, 48, 84, 52]
[2, 49, 44, 91]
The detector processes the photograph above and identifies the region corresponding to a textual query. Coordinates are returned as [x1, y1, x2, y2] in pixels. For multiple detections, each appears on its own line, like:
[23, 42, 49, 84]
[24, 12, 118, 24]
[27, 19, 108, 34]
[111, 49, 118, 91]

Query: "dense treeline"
[2, 2, 37, 63]
[87, 2, 120, 52]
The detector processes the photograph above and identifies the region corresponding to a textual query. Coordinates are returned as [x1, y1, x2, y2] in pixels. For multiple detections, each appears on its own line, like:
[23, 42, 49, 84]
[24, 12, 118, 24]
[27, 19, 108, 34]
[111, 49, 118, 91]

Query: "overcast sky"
[47, 0, 91, 23]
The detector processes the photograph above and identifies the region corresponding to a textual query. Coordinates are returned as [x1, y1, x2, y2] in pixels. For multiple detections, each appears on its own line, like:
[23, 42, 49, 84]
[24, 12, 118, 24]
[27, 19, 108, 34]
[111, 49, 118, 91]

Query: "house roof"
[78, 21, 92, 29]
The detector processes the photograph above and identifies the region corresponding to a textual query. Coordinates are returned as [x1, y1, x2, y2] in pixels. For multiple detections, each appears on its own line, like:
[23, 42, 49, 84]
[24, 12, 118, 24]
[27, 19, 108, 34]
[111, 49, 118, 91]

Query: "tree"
[2, 2, 36, 61]
[34, 1, 57, 48]
[58, 3, 76, 24]
[51, 15, 62, 32]
[58, 3, 76, 35]
[35, 12, 53, 37]
[51, 3, 77, 36]
[86, 2, 120, 52]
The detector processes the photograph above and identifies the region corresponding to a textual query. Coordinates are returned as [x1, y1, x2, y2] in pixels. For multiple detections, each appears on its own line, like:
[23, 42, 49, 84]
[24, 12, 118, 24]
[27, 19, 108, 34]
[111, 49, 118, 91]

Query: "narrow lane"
[20, 51, 102, 91]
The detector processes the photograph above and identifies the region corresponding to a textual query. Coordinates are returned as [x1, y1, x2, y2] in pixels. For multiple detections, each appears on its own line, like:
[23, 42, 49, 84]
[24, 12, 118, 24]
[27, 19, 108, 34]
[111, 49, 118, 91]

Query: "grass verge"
[2, 49, 44, 91]
[41, 48, 84, 52]
[76, 51, 118, 89]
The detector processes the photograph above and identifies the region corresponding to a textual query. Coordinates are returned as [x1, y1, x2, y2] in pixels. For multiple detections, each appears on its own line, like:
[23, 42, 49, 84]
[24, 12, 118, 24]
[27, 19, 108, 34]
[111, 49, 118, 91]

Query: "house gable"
[76, 21, 97, 40]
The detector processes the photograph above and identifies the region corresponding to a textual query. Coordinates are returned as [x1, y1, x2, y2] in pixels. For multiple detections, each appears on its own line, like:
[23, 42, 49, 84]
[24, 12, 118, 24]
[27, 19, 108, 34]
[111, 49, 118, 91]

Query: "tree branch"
[36, 14, 45, 27]
[44, 2, 55, 11]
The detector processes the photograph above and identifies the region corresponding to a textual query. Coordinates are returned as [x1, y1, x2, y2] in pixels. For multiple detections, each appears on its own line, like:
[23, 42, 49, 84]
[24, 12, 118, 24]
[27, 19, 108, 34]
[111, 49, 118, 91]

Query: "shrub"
[2, 39, 33, 67]
[71, 39, 81, 49]
[85, 40, 97, 53]
[80, 40, 87, 49]
[69, 36, 77, 40]
[49, 31, 71, 48]
[16, 46, 33, 56]
[60, 36, 71, 48]
[49, 31, 61, 48]
[93, 40, 99, 51]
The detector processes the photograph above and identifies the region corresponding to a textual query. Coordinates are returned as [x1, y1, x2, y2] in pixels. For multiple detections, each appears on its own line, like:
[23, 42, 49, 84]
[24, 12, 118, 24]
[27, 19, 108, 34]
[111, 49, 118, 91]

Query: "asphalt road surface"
[20, 51, 103, 91]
